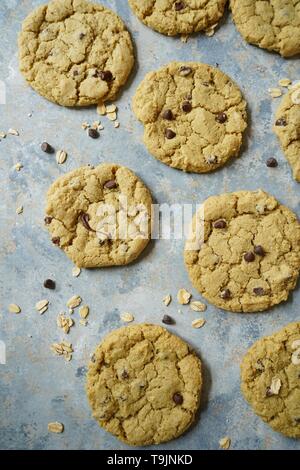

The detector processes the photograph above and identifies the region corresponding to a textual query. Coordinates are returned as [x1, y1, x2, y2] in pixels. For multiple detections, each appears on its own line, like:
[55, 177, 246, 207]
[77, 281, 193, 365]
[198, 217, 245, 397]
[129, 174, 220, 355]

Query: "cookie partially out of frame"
[86, 324, 202, 446]
[19, 0, 134, 106]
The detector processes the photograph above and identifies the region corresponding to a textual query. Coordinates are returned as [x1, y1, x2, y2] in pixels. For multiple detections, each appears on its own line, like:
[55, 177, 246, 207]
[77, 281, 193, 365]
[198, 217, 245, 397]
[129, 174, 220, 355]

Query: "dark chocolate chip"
[266, 387, 273, 397]
[79, 33, 85, 40]
[244, 251, 255, 262]
[73, 70, 79, 76]
[104, 180, 117, 189]
[213, 219, 227, 229]
[162, 315, 175, 325]
[266, 157, 278, 168]
[80, 213, 95, 232]
[88, 128, 99, 139]
[216, 112, 227, 124]
[121, 370, 129, 379]
[165, 128, 176, 139]
[44, 216, 53, 225]
[254, 245, 265, 257]
[220, 289, 231, 300]
[41, 142, 54, 154]
[182, 101, 192, 113]
[294, 417, 300, 424]
[253, 287, 265, 296]
[179, 66, 192, 76]
[99, 70, 113, 82]
[44, 279, 56, 290]
[175, 1, 185, 11]
[275, 117, 287, 127]
[173, 392, 183, 405]
[52, 237, 60, 246]
[162, 109, 174, 120]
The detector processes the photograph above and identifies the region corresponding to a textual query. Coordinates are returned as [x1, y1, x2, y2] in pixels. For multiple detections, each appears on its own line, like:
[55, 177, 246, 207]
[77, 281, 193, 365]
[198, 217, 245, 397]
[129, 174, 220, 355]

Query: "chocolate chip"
[179, 66, 192, 77]
[213, 219, 227, 229]
[88, 128, 99, 139]
[294, 417, 300, 424]
[104, 180, 117, 189]
[182, 101, 192, 113]
[220, 289, 231, 300]
[41, 142, 54, 154]
[253, 287, 265, 296]
[266, 387, 273, 397]
[165, 129, 176, 139]
[275, 117, 287, 127]
[99, 70, 113, 82]
[80, 213, 95, 232]
[206, 155, 218, 165]
[44, 216, 53, 225]
[162, 315, 175, 325]
[73, 70, 79, 76]
[121, 370, 129, 379]
[44, 279, 56, 290]
[52, 237, 60, 246]
[90, 354, 96, 363]
[266, 157, 278, 168]
[173, 392, 183, 405]
[244, 251, 255, 262]
[79, 33, 85, 40]
[175, 1, 185, 11]
[254, 245, 265, 257]
[216, 112, 227, 124]
[162, 109, 174, 120]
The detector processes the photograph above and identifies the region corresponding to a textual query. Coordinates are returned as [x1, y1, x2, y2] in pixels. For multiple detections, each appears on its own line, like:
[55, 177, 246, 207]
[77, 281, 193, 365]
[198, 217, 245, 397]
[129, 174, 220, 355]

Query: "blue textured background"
[0, 0, 299, 450]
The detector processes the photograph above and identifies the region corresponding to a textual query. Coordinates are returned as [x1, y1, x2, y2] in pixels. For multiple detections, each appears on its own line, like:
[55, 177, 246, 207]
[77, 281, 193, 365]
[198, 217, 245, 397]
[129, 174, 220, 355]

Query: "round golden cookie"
[86, 324, 202, 446]
[273, 84, 300, 183]
[132, 61, 247, 173]
[241, 322, 300, 438]
[230, 0, 300, 57]
[128, 0, 227, 36]
[184, 190, 300, 313]
[45, 164, 152, 268]
[18, 0, 134, 106]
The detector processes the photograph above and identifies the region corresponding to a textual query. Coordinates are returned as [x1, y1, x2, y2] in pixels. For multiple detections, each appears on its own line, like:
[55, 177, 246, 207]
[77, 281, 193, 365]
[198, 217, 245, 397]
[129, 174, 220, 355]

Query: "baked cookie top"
[274, 84, 300, 183]
[19, 0, 134, 106]
[241, 322, 300, 438]
[230, 0, 300, 57]
[45, 164, 152, 268]
[184, 190, 300, 313]
[132, 62, 247, 174]
[86, 324, 202, 446]
[128, 0, 228, 36]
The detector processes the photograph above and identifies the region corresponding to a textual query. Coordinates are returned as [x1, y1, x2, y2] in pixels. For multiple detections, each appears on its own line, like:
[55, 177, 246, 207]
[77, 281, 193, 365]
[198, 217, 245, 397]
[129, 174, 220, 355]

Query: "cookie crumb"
[177, 288, 192, 305]
[180, 34, 189, 43]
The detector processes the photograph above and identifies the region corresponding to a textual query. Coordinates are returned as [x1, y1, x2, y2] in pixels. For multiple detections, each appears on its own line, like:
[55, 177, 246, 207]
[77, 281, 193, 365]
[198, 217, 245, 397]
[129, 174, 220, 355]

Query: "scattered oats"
[292, 339, 300, 350]
[106, 104, 117, 114]
[107, 112, 117, 121]
[79, 305, 89, 319]
[120, 312, 134, 323]
[0, 131, 6, 139]
[114, 121, 120, 128]
[56, 150, 67, 165]
[291, 88, 300, 105]
[98, 123, 104, 130]
[205, 24, 217, 37]
[177, 288, 192, 305]
[190, 301, 207, 312]
[180, 34, 189, 43]
[79, 319, 88, 326]
[163, 295, 172, 307]
[51, 341, 73, 357]
[92, 120, 100, 129]
[7, 128, 19, 136]
[278, 78, 291, 87]
[72, 266, 81, 277]
[65, 354, 72, 362]
[9, 304, 21, 314]
[16, 206, 23, 215]
[57, 313, 74, 334]
[219, 436, 231, 450]
[67, 295, 82, 309]
[14, 162, 23, 171]
[192, 318, 206, 329]
[289, 80, 300, 91]
[48, 422, 64, 434]
[269, 377, 282, 395]
[81, 122, 90, 130]
[36, 299, 49, 313]
[292, 348, 300, 365]
[268, 87, 282, 98]
[97, 102, 107, 115]
[39, 305, 48, 315]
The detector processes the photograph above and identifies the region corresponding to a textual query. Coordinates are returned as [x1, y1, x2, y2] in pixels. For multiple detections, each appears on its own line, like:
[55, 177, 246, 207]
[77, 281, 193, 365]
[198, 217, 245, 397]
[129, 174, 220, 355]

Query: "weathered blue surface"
[0, 0, 299, 451]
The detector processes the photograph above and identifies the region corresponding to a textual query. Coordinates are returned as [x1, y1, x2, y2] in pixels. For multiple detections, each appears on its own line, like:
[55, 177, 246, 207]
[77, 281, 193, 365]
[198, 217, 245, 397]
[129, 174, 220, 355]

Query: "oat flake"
[177, 288, 192, 305]
[192, 318, 206, 329]
[120, 312, 134, 323]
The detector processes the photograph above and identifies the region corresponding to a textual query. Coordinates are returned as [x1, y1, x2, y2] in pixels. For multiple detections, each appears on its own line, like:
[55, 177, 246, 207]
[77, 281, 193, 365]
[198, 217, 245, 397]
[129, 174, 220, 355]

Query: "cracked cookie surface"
[241, 322, 300, 438]
[184, 190, 300, 313]
[86, 324, 202, 446]
[45, 163, 152, 268]
[230, 0, 300, 57]
[273, 84, 300, 182]
[18, 0, 134, 106]
[132, 61, 247, 173]
[128, 0, 227, 36]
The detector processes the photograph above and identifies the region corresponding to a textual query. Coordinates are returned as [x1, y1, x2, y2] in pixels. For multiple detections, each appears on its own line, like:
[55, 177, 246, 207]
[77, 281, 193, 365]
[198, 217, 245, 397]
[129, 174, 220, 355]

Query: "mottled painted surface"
[0, 0, 299, 451]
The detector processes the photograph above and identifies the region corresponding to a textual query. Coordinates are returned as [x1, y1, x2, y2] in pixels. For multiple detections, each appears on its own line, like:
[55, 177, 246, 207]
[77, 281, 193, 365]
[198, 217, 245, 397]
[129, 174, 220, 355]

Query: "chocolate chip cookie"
[274, 83, 300, 182]
[241, 322, 300, 438]
[19, 0, 134, 106]
[132, 62, 247, 173]
[230, 0, 300, 57]
[45, 164, 152, 268]
[128, 0, 227, 36]
[86, 324, 202, 446]
[184, 190, 300, 313]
